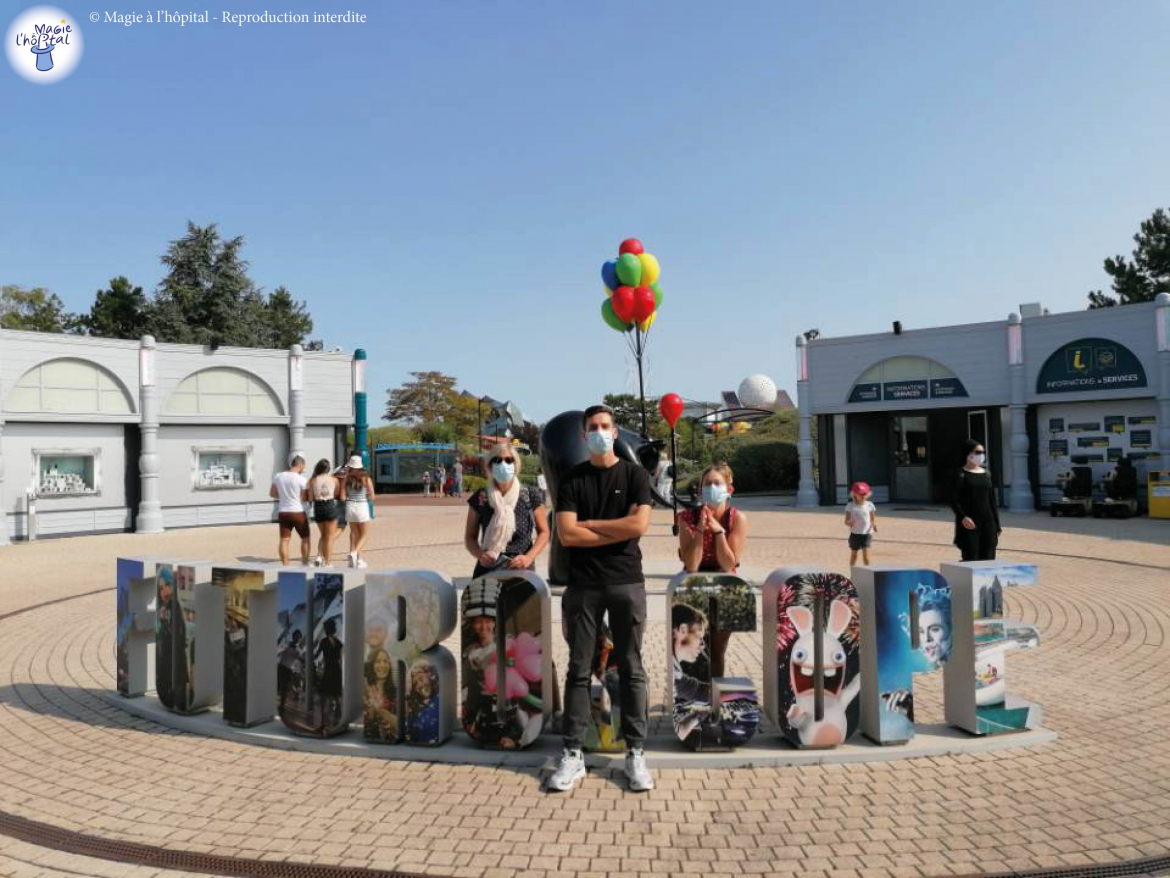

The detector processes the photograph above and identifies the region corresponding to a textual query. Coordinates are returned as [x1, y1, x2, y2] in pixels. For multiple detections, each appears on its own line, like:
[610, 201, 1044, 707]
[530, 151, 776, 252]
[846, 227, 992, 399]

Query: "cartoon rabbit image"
[785, 598, 859, 747]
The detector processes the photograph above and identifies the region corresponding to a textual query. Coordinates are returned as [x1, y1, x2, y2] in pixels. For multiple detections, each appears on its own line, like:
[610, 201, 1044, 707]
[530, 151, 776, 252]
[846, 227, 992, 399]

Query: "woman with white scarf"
[463, 442, 549, 578]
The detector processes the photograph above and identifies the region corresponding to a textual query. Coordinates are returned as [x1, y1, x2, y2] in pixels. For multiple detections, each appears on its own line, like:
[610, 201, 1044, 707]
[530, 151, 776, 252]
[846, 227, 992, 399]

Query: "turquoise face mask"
[491, 461, 515, 483]
[586, 430, 614, 455]
[702, 484, 729, 506]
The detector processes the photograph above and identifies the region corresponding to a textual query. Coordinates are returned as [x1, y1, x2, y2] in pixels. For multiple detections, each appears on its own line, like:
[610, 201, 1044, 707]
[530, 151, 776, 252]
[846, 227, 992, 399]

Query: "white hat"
[347, 455, 364, 469]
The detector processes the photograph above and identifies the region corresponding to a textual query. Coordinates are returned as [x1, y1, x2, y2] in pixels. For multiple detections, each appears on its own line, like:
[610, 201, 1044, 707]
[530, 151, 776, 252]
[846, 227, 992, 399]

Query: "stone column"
[795, 335, 820, 508]
[0, 330, 8, 546]
[288, 344, 305, 465]
[1007, 313, 1034, 513]
[136, 335, 164, 534]
[1156, 293, 1170, 456]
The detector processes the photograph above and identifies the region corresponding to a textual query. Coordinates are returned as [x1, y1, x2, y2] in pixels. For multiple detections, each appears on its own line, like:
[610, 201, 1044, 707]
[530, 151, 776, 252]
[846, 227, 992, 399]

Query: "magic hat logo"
[6, 6, 84, 84]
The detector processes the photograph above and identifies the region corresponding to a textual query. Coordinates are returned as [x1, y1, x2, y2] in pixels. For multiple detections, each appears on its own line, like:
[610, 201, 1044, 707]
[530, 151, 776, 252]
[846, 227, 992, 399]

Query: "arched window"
[164, 367, 283, 416]
[848, 356, 968, 403]
[7, 358, 135, 414]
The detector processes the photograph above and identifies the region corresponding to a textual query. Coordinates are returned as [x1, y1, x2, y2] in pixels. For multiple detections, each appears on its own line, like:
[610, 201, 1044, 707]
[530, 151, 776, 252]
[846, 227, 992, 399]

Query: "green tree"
[1088, 207, 1170, 308]
[603, 392, 667, 439]
[80, 276, 150, 339]
[149, 221, 312, 347]
[0, 285, 78, 332]
[384, 371, 459, 423]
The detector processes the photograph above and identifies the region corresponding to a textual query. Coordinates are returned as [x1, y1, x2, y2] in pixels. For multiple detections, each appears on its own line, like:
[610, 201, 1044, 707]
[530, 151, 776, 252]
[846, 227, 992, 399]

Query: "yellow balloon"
[637, 310, 658, 333]
[604, 285, 613, 298]
[638, 253, 660, 286]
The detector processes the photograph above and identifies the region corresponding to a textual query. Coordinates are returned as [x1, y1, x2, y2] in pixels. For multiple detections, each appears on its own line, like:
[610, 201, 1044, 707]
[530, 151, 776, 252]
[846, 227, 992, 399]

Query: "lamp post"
[1156, 293, 1170, 456]
[288, 344, 305, 465]
[352, 349, 368, 467]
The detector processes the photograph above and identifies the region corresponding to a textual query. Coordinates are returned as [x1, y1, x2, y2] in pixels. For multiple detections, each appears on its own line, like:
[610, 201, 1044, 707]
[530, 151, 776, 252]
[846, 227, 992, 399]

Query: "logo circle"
[5, 6, 84, 84]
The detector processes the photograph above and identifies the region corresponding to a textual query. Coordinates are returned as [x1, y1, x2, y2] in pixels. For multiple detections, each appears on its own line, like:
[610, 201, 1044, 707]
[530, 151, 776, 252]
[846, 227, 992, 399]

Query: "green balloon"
[601, 298, 629, 332]
[652, 281, 663, 310]
[615, 252, 642, 286]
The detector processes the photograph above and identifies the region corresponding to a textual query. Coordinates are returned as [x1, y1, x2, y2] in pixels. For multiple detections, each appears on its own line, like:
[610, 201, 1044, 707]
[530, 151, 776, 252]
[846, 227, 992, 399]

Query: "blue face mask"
[491, 461, 515, 483]
[585, 429, 614, 455]
[702, 483, 729, 507]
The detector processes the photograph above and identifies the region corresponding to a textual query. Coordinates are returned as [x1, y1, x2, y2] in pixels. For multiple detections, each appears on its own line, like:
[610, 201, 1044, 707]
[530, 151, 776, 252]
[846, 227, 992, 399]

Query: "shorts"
[848, 532, 872, 550]
[278, 512, 310, 539]
[313, 500, 340, 522]
[346, 500, 371, 524]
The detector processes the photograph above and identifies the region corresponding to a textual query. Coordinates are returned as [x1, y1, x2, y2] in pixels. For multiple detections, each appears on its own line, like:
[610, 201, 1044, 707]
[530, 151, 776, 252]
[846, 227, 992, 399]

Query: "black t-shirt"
[555, 458, 653, 586]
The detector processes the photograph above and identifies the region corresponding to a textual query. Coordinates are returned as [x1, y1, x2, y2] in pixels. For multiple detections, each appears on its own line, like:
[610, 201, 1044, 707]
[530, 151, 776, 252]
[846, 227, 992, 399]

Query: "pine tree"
[1088, 208, 1170, 308]
[82, 276, 150, 340]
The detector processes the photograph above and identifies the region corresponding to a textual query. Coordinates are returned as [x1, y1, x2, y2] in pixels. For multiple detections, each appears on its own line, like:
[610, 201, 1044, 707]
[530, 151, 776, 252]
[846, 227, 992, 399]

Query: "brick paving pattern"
[0, 501, 1168, 878]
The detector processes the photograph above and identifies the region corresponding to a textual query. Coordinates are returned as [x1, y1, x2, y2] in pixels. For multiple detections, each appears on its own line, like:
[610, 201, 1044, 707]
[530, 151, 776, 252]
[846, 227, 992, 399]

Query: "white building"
[0, 329, 357, 541]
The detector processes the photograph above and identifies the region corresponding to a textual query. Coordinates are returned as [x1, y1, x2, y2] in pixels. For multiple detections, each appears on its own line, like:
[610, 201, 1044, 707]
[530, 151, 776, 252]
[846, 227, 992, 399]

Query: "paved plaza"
[0, 500, 1168, 878]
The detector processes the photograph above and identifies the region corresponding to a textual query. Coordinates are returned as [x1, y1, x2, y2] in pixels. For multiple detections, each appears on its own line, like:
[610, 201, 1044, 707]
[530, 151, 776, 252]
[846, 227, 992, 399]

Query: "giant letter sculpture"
[461, 571, 552, 748]
[667, 572, 760, 751]
[763, 567, 861, 748]
[942, 562, 1041, 735]
[364, 571, 457, 746]
[117, 557, 157, 697]
[156, 561, 222, 714]
[856, 567, 952, 745]
[276, 569, 365, 737]
[213, 564, 279, 727]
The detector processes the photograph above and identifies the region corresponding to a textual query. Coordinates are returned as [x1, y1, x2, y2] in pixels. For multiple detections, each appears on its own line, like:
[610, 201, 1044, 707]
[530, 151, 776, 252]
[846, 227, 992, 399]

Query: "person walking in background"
[548, 404, 654, 793]
[422, 469, 432, 498]
[271, 456, 310, 566]
[437, 464, 447, 498]
[339, 455, 374, 568]
[331, 456, 351, 561]
[307, 459, 341, 567]
[844, 481, 877, 566]
[453, 459, 464, 497]
[952, 439, 1001, 561]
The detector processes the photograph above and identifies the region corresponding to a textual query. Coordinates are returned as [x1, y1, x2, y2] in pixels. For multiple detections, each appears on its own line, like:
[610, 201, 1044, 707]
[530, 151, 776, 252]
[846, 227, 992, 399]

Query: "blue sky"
[3, 1, 1168, 423]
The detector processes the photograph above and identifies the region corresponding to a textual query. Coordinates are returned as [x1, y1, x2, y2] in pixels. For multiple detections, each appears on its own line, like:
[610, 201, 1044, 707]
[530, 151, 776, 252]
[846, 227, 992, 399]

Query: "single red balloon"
[632, 286, 656, 322]
[611, 286, 636, 324]
[659, 392, 684, 428]
[619, 238, 644, 256]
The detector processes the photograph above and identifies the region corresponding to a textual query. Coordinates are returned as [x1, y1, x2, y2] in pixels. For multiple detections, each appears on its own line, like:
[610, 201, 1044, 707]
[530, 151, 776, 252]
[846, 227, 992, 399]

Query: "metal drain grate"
[951, 854, 1170, 878]
[0, 809, 446, 878]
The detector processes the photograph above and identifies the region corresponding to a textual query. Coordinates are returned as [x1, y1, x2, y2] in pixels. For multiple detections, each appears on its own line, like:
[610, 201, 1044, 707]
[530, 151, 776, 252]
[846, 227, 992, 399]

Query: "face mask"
[586, 430, 614, 455]
[702, 484, 729, 506]
[491, 461, 515, 483]
[968, 453, 985, 466]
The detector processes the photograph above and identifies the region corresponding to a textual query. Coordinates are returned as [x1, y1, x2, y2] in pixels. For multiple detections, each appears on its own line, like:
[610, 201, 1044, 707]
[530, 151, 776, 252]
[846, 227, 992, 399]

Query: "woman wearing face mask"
[678, 463, 749, 574]
[951, 439, 1001, 561]
[676, 463, 749, 678]
[464, 442, 550, 578]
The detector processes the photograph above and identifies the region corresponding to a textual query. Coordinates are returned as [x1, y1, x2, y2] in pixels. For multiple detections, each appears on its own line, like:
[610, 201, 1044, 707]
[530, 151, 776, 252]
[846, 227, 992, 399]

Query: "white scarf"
[481, 478, 520, 555]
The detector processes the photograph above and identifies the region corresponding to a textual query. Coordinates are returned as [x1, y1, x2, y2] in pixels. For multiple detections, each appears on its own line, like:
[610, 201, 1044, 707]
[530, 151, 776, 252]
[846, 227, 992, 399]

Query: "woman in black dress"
[951, 439, 1001, 561]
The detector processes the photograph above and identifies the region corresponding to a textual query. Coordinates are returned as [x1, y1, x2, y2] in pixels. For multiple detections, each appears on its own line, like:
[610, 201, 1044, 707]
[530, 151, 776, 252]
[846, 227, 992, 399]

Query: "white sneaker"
[347, 552, 357, 568]
[624, 747, 654, 792]
[313, 556, 324, 567]
[545, 748, 586, 792]
[356, 557, 368, 569]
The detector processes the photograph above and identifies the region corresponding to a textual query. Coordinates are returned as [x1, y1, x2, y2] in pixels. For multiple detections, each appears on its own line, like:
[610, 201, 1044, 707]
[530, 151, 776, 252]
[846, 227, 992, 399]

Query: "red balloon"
[611, 286, 636, 324]
[619, 238, 644, 256]
[659, 392, 684, 428]
[632, 286, 656, 322]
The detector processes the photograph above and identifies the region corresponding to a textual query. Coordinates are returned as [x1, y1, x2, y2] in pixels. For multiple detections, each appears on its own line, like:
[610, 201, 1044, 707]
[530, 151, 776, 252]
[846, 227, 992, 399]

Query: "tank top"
[681, 505, 738, 572]
[345, 476, 368, 503]
[311, 475, 337, 501]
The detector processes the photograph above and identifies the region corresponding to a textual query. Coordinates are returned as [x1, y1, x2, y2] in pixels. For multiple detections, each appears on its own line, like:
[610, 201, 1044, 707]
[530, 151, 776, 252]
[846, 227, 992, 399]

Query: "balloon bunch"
[600, 238, 663, 333]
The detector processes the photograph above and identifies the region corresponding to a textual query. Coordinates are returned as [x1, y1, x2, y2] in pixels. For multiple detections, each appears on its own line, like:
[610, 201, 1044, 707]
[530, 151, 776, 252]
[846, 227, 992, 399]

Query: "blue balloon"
[601, 260, 619, 292]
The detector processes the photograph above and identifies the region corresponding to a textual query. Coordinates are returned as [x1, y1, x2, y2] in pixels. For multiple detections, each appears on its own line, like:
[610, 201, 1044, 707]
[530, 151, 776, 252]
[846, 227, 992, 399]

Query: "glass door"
[891, 415, 930, 502]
